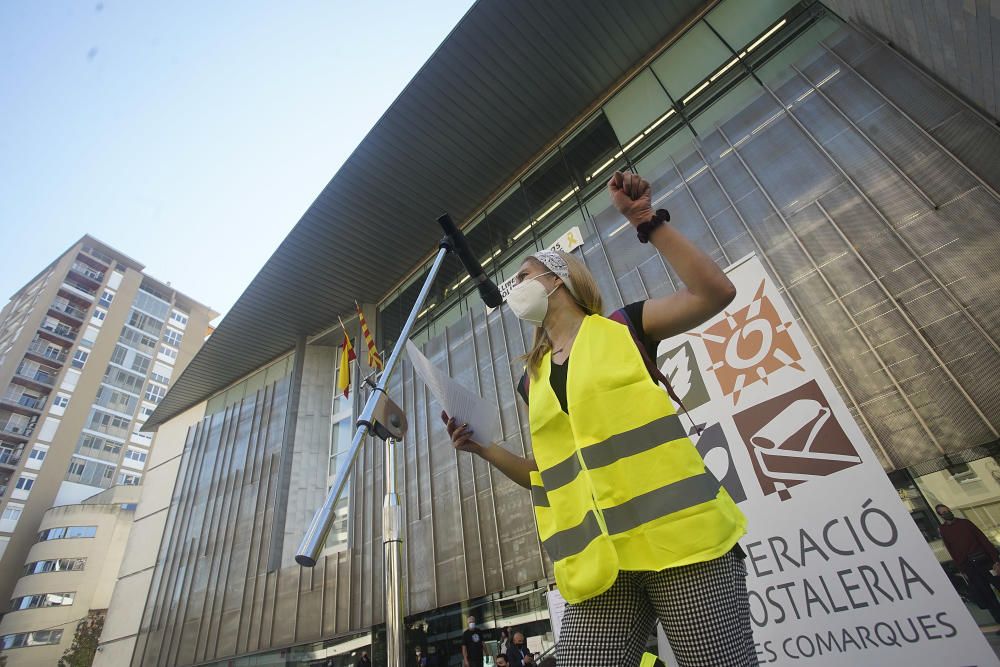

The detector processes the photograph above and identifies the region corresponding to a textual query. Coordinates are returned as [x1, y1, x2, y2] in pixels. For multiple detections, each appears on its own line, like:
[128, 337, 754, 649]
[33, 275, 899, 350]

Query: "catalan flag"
[356, 302, 383, 370]
[337, 323, 356, 399]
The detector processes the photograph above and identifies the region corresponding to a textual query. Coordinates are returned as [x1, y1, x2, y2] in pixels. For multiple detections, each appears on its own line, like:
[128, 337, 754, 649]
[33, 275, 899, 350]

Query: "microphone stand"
[296, 231, 459, 667]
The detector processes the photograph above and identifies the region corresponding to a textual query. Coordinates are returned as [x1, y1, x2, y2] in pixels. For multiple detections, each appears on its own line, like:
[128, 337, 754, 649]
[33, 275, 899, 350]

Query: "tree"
[58, 610, 106, 667]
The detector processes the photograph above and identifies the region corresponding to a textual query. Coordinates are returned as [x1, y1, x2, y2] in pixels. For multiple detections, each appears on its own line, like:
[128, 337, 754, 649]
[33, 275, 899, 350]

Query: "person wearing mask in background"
[937, 503, 1000, 628]
[495, 655, 509, 667]
[443, 171, 754, 666]
[506, 632, 532, 667]
[461, 615, 485, 667]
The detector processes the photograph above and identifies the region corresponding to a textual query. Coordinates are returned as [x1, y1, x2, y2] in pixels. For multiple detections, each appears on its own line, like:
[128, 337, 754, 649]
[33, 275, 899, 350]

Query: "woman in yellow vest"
[443, 171, 756, 666]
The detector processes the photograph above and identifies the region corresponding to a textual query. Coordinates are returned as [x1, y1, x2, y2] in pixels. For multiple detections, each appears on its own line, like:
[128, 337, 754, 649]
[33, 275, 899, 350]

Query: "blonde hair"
[522, 250, 603, 377]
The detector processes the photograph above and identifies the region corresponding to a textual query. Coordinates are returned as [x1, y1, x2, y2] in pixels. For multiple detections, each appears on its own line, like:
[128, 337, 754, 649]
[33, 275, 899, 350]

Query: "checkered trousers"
[556, 548, 758, 667]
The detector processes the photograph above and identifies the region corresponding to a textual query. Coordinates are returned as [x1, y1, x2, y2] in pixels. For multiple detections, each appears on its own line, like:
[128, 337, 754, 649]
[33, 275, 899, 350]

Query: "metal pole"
[383, 437, 405, 667]
[296, 243, 451, 566]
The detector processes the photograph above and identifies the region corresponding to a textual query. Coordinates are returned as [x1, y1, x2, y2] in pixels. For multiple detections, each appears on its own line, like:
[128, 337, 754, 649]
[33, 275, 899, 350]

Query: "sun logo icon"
[695, 280, 804, 405]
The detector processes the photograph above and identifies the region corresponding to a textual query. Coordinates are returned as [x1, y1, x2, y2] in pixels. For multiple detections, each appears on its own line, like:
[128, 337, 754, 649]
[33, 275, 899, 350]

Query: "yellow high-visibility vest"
[528, 314, 746, 603]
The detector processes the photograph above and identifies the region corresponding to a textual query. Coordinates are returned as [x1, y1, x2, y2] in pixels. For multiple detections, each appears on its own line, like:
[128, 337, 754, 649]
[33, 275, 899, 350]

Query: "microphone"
[437, 213, 504, 308]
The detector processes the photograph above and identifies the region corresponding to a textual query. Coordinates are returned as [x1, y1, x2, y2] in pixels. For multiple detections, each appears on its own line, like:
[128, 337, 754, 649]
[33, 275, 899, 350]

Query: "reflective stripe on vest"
[580, 414, 685, 470]
[537, 472, 720, 559]
[541, 510, 603, 561]
[540, 414, 686, 493]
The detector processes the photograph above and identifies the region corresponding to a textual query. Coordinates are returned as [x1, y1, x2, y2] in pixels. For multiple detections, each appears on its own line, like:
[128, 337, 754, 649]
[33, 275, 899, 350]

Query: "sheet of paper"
[405, 339, 501, 445]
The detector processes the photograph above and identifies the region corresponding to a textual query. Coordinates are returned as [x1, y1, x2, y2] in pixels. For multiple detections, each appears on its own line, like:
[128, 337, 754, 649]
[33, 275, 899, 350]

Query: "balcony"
[0, 389, 45, 416]
[0, 445, 21, 470]
[0, 422, 32, 442]
[61, 276, 96, 301]
[69, 261, 104, 289]
[47, 300, 88, 325]
[12, 365, 57, 391]
[37, 322, 78, 345]
[24, 340, 67, 365]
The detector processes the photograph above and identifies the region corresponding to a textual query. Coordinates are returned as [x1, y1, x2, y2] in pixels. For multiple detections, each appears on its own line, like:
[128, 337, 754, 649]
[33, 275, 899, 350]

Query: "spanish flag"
[338, 328, 356, 399]
[355, 302, 383, 370]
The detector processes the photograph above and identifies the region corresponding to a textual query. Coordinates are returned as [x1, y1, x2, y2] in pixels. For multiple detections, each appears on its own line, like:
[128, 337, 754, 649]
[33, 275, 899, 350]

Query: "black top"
[462, 628, 485, 661]
[506, 644, 532, 666]
[516, 301, 655, 412]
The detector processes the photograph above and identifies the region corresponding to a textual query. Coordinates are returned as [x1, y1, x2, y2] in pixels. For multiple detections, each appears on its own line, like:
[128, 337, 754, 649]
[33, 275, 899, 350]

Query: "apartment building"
[0, 235, 215, 617]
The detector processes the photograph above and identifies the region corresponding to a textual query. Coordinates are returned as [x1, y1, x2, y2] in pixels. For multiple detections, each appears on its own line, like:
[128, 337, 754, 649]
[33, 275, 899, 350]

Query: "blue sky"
[0, 1, 474, 320]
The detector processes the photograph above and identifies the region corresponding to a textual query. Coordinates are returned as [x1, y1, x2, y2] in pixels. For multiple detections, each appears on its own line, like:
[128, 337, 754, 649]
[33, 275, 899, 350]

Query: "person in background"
[937, 503, 1000, 627]
[462, 615, 485, 667]
[495, 655, 509, 667]
[497, 628, 511, 657]
[506, 632, 531, 666]
[354, 651, 371, 667]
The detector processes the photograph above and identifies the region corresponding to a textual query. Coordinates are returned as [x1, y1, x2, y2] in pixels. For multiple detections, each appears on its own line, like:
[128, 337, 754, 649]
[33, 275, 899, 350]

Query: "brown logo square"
[732, 380, 861, 501]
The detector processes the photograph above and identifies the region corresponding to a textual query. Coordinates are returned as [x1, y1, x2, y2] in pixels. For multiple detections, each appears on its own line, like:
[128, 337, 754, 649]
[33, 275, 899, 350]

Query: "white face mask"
[469, 622, 476, 629]
[506, 272, 558, 325]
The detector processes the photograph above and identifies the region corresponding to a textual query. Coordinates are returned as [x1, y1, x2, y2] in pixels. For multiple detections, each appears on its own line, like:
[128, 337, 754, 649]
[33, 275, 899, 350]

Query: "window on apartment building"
[9, 592, 75, 611]
[124, 448, 147, 464]
[98, 290, 114, 308]
[118, 472, 141, 486]
[144, 384, 166, 404]
[71, 349, 89, 369]
[0, 629, 64, 649]
[159, 346, 177, 360]
[170, 311, 188, 326]
[92, 309, 106, 322]
[27, 447, 46, 462]
[23, 558, 85, 576]
[163, 328, 182, 347]
[14, 476, 34, 491]
[37, 526, 97, 541]
[53, 395, 69, 408]
[130, 353, 151, 375]
[1, 506, 22, 522]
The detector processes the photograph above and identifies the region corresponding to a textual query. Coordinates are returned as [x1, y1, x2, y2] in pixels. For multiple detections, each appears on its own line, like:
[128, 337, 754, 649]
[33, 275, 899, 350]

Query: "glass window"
[53, 395, 69, 408]
[99, 290, 114, 308]
[561, 111, 622, 187]
[28, 447, 45, 462]
[603, 69, 673, 145]
[10, 592, 74, 611]
[145, 384, 166, 404]
[160, 346, 177, 360]
[91, 309, 106, 322]
[14, 476, 34, 491]
[72, 349, 89, 369]
[651, 21, 733, 102]
[163, 328, 182, 347]
[705, 0, 799, 50]
[0, 629, 63, 649]
[2, 506, 22, 521]
[118, 472, 141, 486]
[23, 558, 85, 576]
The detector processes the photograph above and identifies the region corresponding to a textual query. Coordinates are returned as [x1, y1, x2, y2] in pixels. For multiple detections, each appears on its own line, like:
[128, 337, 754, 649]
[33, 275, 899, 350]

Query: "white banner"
[649, 254, 997, 665]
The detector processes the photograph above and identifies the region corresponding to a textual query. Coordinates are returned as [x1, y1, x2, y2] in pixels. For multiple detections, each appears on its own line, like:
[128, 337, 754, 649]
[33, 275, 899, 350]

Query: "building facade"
[0, 236, 216, 637]
[112, 0, 999, 665]
[0, 485, 140, 665]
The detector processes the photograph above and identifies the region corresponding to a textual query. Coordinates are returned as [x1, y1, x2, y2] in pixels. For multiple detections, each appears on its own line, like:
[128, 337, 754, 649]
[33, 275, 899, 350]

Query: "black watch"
[636, 209, 670, 243]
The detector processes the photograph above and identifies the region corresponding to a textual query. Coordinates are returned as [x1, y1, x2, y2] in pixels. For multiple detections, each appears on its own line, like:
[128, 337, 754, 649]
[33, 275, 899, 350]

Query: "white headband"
[532, 250, 577, 299]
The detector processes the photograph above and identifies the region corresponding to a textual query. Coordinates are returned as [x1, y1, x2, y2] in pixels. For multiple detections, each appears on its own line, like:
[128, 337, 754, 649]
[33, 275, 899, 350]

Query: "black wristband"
[636, 209, 670, 243]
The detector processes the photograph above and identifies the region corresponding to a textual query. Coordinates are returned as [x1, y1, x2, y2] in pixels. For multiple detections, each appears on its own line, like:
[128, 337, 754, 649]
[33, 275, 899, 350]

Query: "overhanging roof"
[146, 0, 707, 429]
